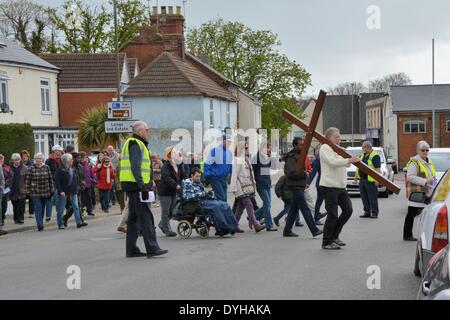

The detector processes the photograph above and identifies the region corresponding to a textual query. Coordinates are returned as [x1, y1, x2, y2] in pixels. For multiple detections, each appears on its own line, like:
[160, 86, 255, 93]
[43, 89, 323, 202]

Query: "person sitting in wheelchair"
[182, 167, 237, 236]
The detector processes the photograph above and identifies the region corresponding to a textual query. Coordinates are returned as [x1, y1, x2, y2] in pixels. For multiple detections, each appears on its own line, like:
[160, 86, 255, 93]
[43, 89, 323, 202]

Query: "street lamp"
[113, 0, 120, 101]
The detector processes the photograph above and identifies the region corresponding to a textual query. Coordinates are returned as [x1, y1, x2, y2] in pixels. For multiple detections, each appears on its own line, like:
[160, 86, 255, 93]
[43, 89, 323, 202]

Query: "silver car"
[417, 244, 450, 300]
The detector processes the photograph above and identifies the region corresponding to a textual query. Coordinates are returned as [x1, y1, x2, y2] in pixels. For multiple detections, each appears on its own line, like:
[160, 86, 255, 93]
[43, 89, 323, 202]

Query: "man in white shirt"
[320, 128, 360, 250]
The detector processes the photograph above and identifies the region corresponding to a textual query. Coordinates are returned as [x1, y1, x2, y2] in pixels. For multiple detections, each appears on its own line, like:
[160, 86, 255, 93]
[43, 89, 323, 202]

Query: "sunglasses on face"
[421, 149, 430, 152]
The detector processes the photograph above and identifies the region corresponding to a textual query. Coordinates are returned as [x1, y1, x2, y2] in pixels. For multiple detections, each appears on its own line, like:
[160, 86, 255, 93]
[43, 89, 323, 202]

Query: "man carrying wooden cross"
[319, 128, 361, 250]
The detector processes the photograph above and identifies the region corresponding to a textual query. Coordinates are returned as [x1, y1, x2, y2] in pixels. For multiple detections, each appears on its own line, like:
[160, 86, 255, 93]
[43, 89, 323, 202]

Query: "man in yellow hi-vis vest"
[355, 141, 382, 219]
[120, 121, 167, 259]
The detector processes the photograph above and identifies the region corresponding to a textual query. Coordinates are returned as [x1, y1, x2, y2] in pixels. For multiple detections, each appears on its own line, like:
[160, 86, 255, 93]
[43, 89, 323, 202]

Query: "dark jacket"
[121, 134, 154, 192]
[275, 175, 292, 201]
[252, 153, 273, 188]
[10, 164, 27, 201]
[45, 157, 62, 181]
[55, 166, 79, 195]
[158, 161, 184, 197]
[284, 150, 308, 189]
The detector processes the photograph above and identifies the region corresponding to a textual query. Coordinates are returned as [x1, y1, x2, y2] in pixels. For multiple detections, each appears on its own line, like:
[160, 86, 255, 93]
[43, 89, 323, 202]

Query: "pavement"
[0, 174, 422, 300]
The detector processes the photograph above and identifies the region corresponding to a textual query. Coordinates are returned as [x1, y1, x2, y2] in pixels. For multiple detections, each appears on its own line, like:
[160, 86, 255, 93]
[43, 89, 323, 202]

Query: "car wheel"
[414, 245, 421, 277]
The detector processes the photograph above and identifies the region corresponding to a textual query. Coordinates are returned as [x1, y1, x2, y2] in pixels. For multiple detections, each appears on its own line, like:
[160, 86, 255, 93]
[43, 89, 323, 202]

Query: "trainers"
[333, 239, 346, 247]
[322, 242, 341, 250]
[266, 227, 278, 232]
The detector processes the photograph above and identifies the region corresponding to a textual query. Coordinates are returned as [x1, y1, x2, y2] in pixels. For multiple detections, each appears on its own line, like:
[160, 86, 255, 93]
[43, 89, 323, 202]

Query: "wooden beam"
[283, 109, 401, 194]
[296, 90, 326, 173]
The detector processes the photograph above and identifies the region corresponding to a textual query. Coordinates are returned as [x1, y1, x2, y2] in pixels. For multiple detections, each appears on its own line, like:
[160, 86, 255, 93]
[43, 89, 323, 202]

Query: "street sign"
[105, 121, 135, 134]
[108, 101, 132, 119]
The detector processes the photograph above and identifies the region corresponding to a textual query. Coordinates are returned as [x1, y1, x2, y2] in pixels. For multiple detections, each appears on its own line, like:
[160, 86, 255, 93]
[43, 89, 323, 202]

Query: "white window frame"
[226, 102, 231, 128]
[34, 134, 46, 155]
[0, 71, 9, 105]
[209, 99, 215, 128]
[40, 78, 51, 115]
[404, 120, 426, 134]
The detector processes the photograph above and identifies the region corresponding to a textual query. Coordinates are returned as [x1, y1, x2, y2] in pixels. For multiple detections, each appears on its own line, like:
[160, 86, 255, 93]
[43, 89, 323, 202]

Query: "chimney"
[176, 6, 182, 15]
[152, 6, 158, 16]
[161, 6, 167, 15]
[168, 6, 174, 15]
[150, 6, 185, 36]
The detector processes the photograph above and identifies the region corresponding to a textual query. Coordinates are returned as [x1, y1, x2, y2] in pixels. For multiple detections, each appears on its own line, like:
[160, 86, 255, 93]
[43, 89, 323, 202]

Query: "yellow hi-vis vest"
[355, 150, 379, 183]
[119, 137, 151, 184]
[405, 158, 436, 198]
[200, 160, 205, 173]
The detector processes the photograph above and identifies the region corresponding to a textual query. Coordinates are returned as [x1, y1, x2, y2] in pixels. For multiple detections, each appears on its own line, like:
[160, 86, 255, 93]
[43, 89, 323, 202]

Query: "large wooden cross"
[284, 90, 401, 194]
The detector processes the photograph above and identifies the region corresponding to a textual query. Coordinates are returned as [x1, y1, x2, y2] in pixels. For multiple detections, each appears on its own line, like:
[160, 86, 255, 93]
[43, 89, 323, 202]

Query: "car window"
[433, 170, 450, 202]
[429, 153, 450, 172]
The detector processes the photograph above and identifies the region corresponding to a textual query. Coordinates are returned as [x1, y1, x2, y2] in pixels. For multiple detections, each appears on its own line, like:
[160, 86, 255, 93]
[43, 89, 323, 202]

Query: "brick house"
[120, 5, 261, 132]
[390, 84, 450, 168]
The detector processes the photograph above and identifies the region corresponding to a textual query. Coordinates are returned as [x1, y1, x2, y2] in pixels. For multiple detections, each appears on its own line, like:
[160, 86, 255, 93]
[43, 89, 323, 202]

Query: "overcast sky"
[36, 0, 450, 96]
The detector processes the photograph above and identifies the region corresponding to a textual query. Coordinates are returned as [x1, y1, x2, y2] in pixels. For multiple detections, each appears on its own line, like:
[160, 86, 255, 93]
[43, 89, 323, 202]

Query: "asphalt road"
[0, 177, 421, 300]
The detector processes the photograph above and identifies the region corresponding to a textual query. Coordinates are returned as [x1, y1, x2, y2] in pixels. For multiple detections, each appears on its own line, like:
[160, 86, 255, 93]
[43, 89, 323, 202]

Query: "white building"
[0, 36, 72, 158]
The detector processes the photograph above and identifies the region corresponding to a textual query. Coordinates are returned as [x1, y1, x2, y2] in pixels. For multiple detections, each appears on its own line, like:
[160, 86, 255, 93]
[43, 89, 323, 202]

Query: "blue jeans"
[284, 188, 319, 236]
[275, 199, 300, 223]
[99, 190, 111, 211]
[209, 177, 228, 202]
[32, 196, 51, 227]
[56, 193, 82, 226]
[255, 186, 273, 229]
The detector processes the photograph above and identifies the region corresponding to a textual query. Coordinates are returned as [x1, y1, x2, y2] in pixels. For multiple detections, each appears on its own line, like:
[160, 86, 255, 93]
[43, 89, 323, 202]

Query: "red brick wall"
[59, 91, 115, 127]
[397, 111, 450, 168]
[397, 112, 433, 168]
[440, 112, 450, 147]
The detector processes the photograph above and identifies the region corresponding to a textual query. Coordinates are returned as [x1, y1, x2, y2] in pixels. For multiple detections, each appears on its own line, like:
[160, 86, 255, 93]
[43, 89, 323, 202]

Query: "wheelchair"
[173, 198, 216, 239]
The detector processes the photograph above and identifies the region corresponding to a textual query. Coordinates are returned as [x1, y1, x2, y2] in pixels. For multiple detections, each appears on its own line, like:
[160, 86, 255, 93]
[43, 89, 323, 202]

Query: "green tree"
[0, 0, 51, 53]
[107, 0, 148, 51]
[0, 123, 35, 163]
[49, 0, 111, 53]
[186, 19, 311, 132]
[78, 106, 127, 150]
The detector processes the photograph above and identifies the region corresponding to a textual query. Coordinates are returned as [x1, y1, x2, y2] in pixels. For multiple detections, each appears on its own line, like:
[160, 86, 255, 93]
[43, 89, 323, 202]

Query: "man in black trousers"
[120, 121, 168, 259]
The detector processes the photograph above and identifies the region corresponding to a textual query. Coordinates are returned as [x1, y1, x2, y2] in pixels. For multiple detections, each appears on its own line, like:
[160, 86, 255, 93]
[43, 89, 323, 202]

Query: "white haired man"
[320, 128, 360, 250]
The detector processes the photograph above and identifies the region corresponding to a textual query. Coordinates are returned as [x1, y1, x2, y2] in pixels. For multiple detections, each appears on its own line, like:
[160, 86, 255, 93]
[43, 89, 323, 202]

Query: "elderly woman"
[94, 156, 115, 213]
[403, 141, 437, 241]
[157, 146, 183, 237]
[9, 153, 27, 224]
[55, 153, 88, 229]
[25, 153, 54, 231]
[230, 142, 265, 233]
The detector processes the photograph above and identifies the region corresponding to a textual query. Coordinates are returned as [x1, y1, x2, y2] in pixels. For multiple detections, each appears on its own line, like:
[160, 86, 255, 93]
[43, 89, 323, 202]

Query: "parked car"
[417, 244, 450, 300]
[429, 148, 450, 181]
[345, 147, 395, 198]
[414, 169, 450, 277]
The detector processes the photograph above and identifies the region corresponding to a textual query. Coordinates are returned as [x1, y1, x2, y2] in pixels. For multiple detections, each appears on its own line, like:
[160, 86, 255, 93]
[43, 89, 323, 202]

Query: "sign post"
[105, 120, 135, 134]
[108, 101, 133, 120]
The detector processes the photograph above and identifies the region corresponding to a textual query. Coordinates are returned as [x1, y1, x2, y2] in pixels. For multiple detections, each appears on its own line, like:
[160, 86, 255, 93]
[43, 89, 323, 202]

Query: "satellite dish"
[0, 102, 10, 113]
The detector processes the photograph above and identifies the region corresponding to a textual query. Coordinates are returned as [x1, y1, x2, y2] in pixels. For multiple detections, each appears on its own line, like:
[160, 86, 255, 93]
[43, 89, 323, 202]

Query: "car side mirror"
[409, 192, 427, 204]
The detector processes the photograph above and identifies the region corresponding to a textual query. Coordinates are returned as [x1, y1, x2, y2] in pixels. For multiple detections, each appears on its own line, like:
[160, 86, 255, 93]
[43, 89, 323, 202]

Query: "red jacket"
[94, 165, 115, 190]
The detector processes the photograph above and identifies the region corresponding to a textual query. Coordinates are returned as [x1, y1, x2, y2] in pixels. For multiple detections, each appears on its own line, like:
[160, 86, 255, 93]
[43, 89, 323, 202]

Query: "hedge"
[0, 123, 35, 164]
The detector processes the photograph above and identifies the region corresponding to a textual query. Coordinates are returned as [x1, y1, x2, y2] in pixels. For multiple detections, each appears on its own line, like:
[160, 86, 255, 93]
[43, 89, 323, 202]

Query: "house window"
[58, 133, 76, 150]
[34, 134, 46, 155]
[226, 103, 231, 127]
[447, 120, 450, 133]
[404, 120, 426, 134]
[40, 79, 51, 114]
[209, 99, 215, 128]
[0, 72, 8, 105]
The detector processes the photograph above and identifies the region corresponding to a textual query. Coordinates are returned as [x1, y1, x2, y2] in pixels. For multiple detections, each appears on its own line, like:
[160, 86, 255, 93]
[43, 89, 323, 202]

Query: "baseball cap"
[52, 145, 64, 152]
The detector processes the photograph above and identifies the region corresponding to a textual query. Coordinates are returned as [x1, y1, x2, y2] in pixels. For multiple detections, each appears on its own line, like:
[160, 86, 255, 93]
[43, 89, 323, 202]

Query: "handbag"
[237, 159, 256, 197]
